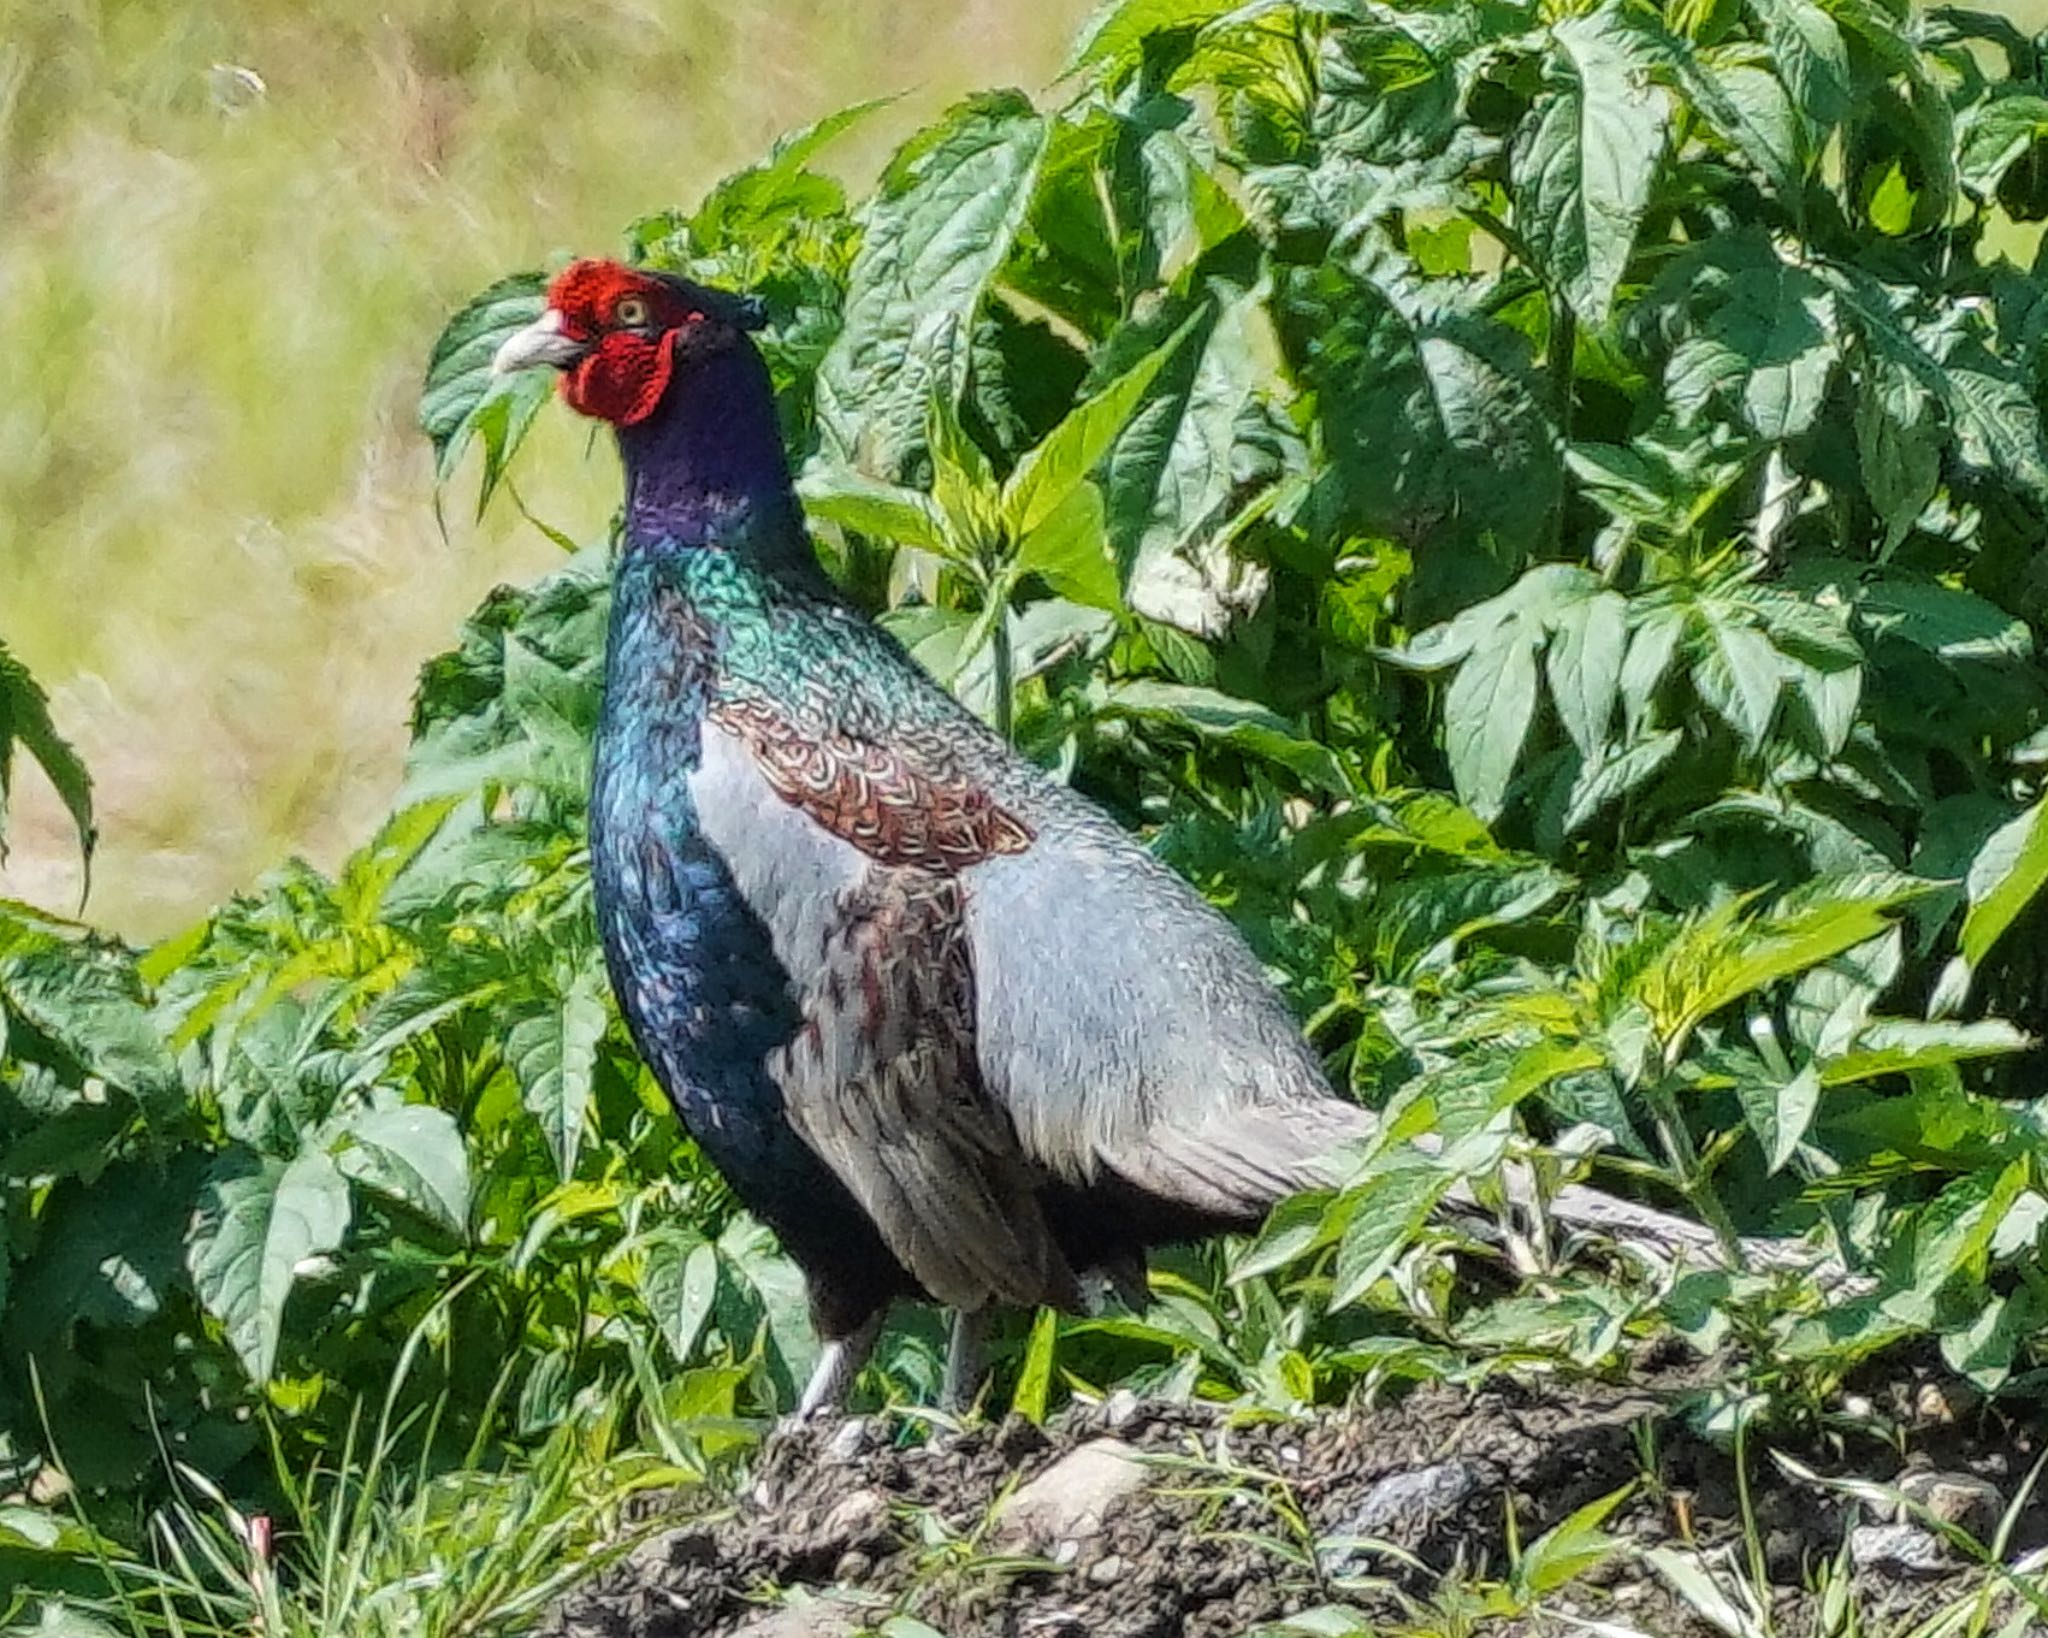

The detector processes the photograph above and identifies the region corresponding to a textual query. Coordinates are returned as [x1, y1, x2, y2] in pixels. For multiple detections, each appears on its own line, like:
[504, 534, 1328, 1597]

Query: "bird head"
[492, 259, 768, 428]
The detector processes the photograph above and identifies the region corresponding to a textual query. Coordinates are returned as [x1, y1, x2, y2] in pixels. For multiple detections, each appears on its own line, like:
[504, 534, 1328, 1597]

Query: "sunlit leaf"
[188, 1149, 352, 1382]
[419, 272, 552, 515]
[0, 640, 94, 872]
[508, 961, 611, 1182]
[640, 1233, 720, 1367]
[817, 93, 1049, 477]
[332, 1104, 471, 1235]
[1515, 6, 1672, 325]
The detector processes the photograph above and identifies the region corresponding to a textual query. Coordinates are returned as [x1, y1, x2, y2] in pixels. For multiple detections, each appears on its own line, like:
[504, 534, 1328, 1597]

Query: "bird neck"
[615, 341, 808, 568]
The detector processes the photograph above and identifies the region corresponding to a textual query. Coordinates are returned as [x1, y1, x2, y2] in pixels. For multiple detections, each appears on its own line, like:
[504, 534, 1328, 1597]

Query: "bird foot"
[792, 1313, 884, 1422]
[939, 1308, 991, 1416]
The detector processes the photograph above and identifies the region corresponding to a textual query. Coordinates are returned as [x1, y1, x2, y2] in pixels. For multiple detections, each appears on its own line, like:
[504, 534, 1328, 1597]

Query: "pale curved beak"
[493, 308, 588, 374]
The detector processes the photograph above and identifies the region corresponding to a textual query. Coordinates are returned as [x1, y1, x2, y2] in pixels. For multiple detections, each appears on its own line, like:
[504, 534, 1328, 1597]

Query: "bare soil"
[543, 1368, 2045, 1637]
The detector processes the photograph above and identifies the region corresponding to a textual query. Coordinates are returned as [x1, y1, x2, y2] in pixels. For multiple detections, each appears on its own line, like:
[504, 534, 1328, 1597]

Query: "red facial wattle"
[562, 328, 678, 427]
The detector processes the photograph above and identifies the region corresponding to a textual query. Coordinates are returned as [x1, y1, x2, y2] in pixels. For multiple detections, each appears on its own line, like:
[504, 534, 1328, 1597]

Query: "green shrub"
[13, 0, 2048, 1605]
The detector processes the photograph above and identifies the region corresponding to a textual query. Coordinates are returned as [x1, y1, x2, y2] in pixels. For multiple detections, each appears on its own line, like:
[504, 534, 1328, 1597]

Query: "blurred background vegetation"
[0, 0, 1090, 935]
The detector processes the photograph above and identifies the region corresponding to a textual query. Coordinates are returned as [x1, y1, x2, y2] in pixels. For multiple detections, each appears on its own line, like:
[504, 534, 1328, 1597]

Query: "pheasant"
[493, 259, 1375, 1415]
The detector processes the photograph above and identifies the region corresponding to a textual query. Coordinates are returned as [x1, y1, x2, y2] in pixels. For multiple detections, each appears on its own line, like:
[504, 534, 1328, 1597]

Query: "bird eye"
[614, 296, 650, 328]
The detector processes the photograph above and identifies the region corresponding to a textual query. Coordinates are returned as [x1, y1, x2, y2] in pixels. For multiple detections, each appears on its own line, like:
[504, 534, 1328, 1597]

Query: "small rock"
[821, 1486, 891, 1548]
[834, 1550, 872, 1580]
[1913, 1380, 1978, 1426]
[996, 1439, 1151, 1552]
[1087, 1554, 1126, 1586]
[725, 1594, 866, 1638]
[1764, 1527, 1805, 1583]
[1898, 1469, 2003, 1538]
[1850, 1522, 1952, 1580]
[27, 1467, 70, 1506]
[1318, 1458, 1491, 1577]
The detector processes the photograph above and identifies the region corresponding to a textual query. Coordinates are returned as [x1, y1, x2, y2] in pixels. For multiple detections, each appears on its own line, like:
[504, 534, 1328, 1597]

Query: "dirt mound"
[544, 1376, 2040, 1637]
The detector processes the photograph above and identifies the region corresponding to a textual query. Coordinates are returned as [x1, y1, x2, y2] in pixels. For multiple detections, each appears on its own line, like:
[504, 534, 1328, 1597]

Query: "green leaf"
[0, 1605, 127, 1638]
[719, 1216, 819, 1393]
[1515, 6, 1672, 326]
[1282, 263, 1560, 604]
[817, 93, 1048, 478]
[0, 639, 94, 871]
[1564, 729, 1682, 834]
[1638, 876, 1928, 1050]
[418, 272, 552, 514]
[6, 1156, 204, 1344]
[507, 962, 611, 1182]
[1957, 93, 2048, 195]
[1736, 1062, 1821, 1173]
[1944, 360, 2048, 501]
[1105, 286, 1275, 637]
[1632, 23, 1802, 207]
[331, 1104, 470, 1235]
[1941, 1290, 2030, 1391]
[1001, 315, 1198, 542]
[1749, 0, 1850, 137]
[1619, 604, 1683, 739]
[0, 943, 181, 1115]
[1444, 621, 1538, 822]
[1546, 589, 1628, 760]
[1102, 680, 1348, 793]
[1850, 576, 2032, 662]
[1820, 1018, 2030, 1085]
[1513, 1484, 1632, 1599]
[1787, 928, 1899, 1059]
[675, 97, 893, 253]
[640, 1234, 720, 1367]
[1012, 1306, 1059, 1424]
[1828, 267, 2048, 502]
[1065, 0, 1240, 83]
[928, 385, 1002, 556]
[188, 1149, 352, 1383]
[1329, 1167, 1453, 1308]
[1853, 358, 1939, 550]
[1663, 240, 1837, 441]
[1013, 482, 1122, 610]
[1958, 797, 2048, 969]
[797, 466, 953, 555]
[1233, 1189, 1355, 1283]
[1692, 603, 1783, 750]
[1375, 864, 1571, 977]
[1891, 1162, 2026, 1318]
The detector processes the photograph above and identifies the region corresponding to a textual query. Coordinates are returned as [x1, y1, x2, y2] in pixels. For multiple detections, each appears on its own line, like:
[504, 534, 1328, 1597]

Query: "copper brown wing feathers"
[712, 694, 1033, 873]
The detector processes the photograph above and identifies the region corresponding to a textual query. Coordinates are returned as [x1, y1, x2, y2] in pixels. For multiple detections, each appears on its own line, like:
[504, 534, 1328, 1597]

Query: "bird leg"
[940, 1307, 991, 1414]
[796, 1310, 883, 1420]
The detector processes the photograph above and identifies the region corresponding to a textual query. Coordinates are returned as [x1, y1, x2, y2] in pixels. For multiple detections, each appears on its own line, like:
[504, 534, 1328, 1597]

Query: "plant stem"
[1550, 292, 1576, 445]
[991, 596, 1014, 744]
[1646, 1080, 1745, 1263]
[1550, 291, 1576, 557]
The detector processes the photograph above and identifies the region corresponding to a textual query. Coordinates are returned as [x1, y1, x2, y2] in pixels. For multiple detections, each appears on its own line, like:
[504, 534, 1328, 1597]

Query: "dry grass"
[0, 0, 1089, 934]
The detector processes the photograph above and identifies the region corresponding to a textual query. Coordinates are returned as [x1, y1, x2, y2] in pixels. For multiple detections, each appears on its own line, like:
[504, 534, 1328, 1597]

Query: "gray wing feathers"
[773, 871, 1079, 1313]
[964, 784, 1361, 1216]
[1115, 1098, 1373, 1219]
